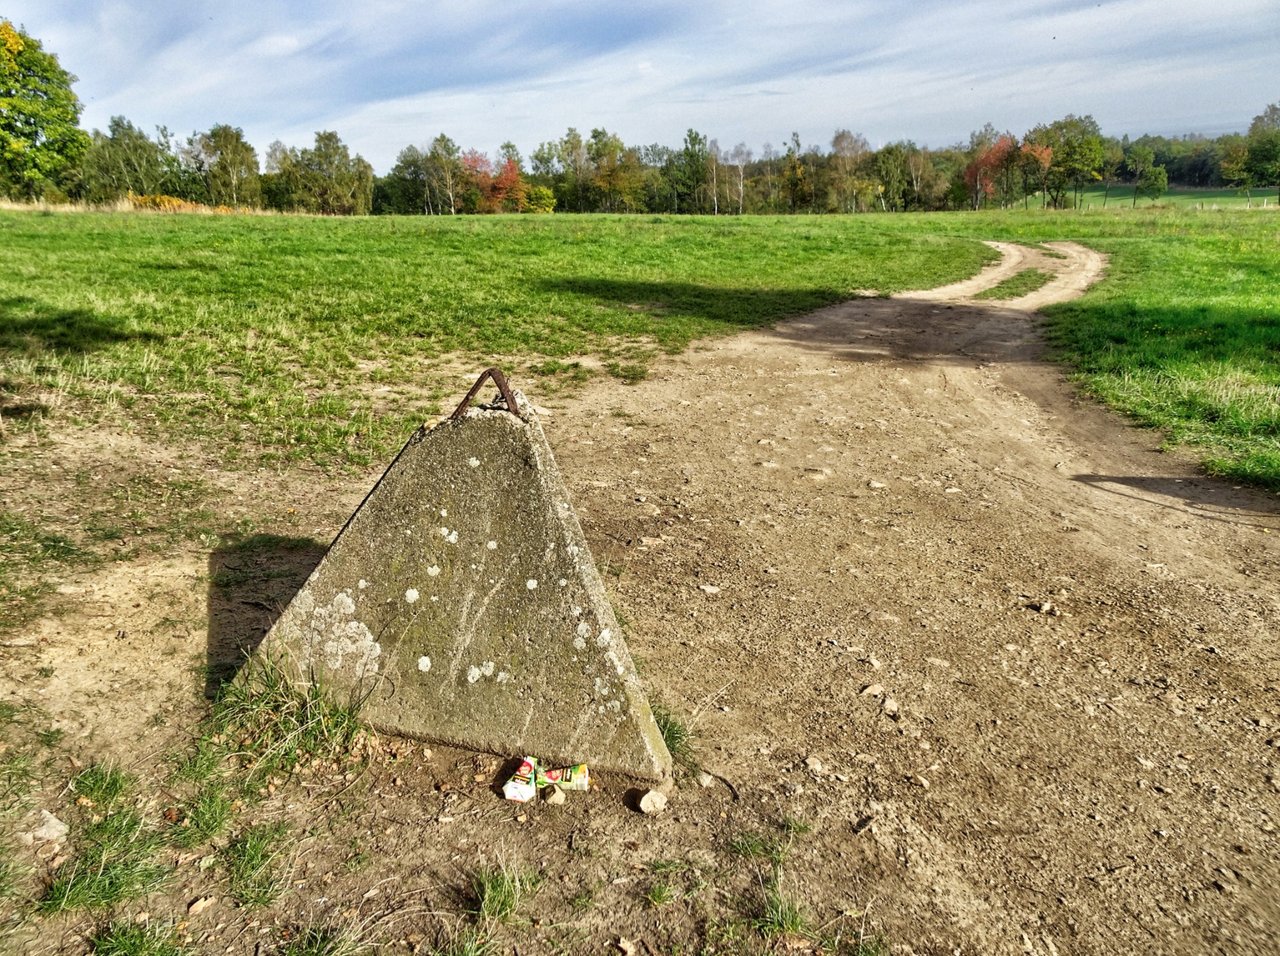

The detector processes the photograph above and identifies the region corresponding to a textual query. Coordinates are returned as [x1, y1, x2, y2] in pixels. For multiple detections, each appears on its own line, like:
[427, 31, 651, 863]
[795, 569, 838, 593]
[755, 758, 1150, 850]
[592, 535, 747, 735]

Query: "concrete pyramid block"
[255, 389, 672, 781]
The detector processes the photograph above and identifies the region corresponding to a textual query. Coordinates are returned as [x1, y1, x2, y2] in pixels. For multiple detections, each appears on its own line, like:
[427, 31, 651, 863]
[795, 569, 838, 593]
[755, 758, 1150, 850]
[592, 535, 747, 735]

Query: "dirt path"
[547, 241, 1280, 952]
[5, 242, 1279, 954]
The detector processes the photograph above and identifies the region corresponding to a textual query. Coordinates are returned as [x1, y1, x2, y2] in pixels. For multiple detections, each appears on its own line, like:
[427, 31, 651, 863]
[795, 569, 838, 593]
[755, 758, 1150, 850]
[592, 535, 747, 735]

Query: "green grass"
[0, 211, 991, 470]
[224, 822, 290, 907]
[41, 805, 169, 912]
[651, 704, 697, 773]
[209, 653, 364, 790]
[973, 268, 1054, 300]
[71, 764, 132, 807]
[168, 784, 233, 848]
[469, 863, 539, 922]
[645, 880, 677, 908]
[279, 925, 373, 956]
[1078, 184, 1277, 209]
[90, 921, 190, 956]
[0, 509, 93, 628]
[752, 877, 808, 940]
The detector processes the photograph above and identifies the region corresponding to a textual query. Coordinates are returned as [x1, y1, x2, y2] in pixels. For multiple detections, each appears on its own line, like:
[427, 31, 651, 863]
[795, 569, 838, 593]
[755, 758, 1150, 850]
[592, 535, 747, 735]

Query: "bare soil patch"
[3, 243, 1278, 954]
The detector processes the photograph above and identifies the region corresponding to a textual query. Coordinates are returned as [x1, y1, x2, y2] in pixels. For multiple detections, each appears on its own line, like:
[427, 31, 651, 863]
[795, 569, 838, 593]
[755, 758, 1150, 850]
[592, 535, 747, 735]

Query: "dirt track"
[6, 241, 1280, 953]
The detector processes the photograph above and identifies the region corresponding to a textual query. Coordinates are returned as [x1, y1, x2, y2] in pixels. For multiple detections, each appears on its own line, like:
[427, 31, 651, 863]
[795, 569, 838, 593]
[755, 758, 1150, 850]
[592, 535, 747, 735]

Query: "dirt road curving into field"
[548, 240, 1280, 953]
[5, 241, 1278, 954]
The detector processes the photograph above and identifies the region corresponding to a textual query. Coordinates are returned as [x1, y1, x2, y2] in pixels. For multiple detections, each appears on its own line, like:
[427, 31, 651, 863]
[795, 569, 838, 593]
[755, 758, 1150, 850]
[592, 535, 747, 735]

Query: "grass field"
[0, 212, 991, 467]
[1, 207, 1277, 489]
[1075, 185, 1276, 209]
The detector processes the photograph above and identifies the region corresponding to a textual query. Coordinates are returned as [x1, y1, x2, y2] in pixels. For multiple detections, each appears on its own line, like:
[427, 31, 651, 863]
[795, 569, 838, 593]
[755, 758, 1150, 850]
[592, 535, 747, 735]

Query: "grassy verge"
[973, 268, 1054, 300]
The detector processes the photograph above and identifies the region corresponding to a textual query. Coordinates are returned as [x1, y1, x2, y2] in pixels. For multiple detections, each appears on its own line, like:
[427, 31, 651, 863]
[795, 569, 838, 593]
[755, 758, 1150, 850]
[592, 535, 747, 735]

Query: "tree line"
[4, 20, 1279, 215]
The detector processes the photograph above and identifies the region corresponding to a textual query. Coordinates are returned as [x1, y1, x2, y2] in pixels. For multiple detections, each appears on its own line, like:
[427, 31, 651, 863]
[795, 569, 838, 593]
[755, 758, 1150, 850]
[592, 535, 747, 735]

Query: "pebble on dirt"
[638, 789, 668, 815]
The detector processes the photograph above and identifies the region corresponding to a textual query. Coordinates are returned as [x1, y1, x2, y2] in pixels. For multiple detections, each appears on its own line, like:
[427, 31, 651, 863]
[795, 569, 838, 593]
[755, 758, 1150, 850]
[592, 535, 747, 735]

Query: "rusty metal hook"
[449, 367, 522, 421]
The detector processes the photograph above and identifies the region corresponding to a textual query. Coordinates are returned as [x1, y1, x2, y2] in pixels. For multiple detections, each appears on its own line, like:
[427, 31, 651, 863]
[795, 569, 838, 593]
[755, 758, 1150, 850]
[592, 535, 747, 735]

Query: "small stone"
[868, 480, 887, 490]
[544, 787, 567, 806]
[638, 789, 668, 815]
[882, 697, 901, 719]
[187, 896, 216, 917]
[860, 683, 885, 697]
[697, 772, 715, 788]
[698, 584, 721, 595]
[27, 810, 68, 844]
[913, 775, 930, 790]
[804, 756, 825, 773]
[618, 939, 639, 956]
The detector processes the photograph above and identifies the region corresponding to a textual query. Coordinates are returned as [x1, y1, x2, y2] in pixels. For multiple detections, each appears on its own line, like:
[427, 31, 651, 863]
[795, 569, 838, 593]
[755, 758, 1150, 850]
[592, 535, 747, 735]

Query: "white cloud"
[5, 0, 1277, 171]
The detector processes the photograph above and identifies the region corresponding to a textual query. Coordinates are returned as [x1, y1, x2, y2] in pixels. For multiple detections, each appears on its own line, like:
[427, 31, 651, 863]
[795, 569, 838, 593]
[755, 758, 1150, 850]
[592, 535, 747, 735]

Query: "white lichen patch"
[417, 656, 432, 672]
[294, 590, 380, 678]
[427, 565, 441, 578]
[558, 578, 567, 587]
[573, 636, 586, 651]
[497, 671, 512, 684]
[468, 457, 480, 468]
[526, 579, 538, 590]
[438, 527, 459, 544]
[404, 588, 420, 604]
[358, 579, 369, 590]
[595, 627, 613, 648]
[486, 540, 497, 551]
[439, 508, 448, 517]
[466, 665, 481, 684]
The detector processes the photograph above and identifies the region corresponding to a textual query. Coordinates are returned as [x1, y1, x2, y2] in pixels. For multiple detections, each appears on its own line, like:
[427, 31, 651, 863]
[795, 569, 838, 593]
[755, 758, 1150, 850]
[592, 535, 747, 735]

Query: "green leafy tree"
[425, 133, 462, 214]
[1136, 164, 1168, 203]
[1246, 104, 1280, 201]
[298, 130, 373, 214]
[378, 144, 429, 214]
[830, 129, 868, 213]
[1219, 135, 1252, 199]
[1027, 115, 1103, 208]
[262, 131, 372, 214]
[0, 19, 90, 199]
[195, 124, 260, 207]
[1126, 144, 1154, 208]
[781, 132, 807, 212]
[1098, 138, 1124, 207]
[587, 127, 644, 212]
[79, 116, 170, 202]
[874, 141, 909, 211]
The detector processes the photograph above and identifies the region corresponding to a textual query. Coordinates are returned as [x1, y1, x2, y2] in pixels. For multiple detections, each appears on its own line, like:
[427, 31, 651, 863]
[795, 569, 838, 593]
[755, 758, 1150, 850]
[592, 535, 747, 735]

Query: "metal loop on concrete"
[450, 367, 522, 421]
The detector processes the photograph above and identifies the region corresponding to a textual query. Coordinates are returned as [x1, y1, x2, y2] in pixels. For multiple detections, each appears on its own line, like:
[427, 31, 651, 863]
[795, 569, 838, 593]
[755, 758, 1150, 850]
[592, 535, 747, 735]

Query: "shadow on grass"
[0, 399, 48, 422]
[544, 276, 1045, 366]
[206, 533, 328, 699]
[0, 296, 158, 355]
[539, 277, 851, 332]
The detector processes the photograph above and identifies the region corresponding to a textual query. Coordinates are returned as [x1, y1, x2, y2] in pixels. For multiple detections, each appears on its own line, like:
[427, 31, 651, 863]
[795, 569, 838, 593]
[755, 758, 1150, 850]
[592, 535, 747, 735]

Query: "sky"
[8, 0, 1278, 173]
